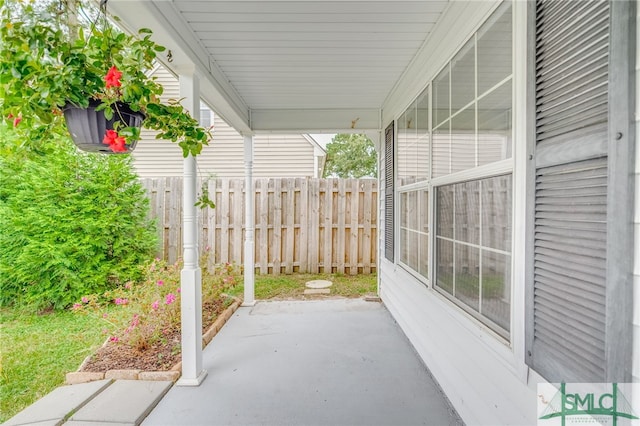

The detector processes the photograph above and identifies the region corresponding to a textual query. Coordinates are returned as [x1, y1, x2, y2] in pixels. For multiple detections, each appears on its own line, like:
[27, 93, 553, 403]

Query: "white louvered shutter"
[385, 122, 394, 262]
[526, 0, 610, 382]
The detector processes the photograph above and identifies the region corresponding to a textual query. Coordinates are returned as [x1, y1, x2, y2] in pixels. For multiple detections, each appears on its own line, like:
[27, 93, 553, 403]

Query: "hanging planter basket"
[63, 99, 145, 154]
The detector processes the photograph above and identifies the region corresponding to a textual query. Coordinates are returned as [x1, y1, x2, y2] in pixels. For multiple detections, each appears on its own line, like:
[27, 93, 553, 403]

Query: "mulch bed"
[80, 299, 227, 372]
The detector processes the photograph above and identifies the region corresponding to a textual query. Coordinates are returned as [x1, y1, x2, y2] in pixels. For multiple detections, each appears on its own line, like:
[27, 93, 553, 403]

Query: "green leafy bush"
[0, 128, 158, 310]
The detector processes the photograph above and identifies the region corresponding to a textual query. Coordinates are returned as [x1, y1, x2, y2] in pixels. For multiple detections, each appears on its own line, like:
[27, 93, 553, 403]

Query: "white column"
[243, 134, 256, 306]
[176, 70, 207, 386]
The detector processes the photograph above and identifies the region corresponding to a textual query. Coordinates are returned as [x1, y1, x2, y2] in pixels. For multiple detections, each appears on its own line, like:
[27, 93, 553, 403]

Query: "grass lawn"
[0, 308, 111, 422]
[229, 272, 378, 300]
[0, 272, 377, 422]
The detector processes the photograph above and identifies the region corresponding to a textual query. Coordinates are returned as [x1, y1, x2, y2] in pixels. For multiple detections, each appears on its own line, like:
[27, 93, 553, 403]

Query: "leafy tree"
[0, 127, 158, 310]
[323, 134, 377, 178]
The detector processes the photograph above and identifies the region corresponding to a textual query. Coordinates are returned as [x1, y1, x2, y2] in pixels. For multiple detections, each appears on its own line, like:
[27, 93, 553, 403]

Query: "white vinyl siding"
[132, 67, 322, 178]
[633, 0, 640, 384]
[253, 134, 315, 178]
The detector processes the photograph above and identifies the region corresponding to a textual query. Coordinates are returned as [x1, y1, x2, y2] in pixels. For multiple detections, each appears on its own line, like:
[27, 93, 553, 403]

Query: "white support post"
[243, 134, 256, 306]
[176, 70, 207, 386]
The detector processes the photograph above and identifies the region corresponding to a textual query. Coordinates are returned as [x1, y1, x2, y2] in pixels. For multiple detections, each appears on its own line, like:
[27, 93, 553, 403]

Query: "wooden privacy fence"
[140, 178, 378, 275]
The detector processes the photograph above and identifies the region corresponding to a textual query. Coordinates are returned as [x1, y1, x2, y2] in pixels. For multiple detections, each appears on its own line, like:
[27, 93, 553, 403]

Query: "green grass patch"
[0, 308, 111, 422]
[229, 273, 378, 300]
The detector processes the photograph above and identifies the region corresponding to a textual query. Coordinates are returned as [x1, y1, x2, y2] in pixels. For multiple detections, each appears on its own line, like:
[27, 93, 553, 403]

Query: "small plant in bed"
[72, 259, 240, 372]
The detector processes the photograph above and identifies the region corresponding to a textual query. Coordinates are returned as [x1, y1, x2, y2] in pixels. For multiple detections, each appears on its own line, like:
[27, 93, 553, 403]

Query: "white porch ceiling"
[108, 0, 451, 134]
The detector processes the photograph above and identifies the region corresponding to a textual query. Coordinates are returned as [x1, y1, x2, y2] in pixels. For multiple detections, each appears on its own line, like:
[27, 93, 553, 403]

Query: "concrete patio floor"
[143, 298, 463, 426]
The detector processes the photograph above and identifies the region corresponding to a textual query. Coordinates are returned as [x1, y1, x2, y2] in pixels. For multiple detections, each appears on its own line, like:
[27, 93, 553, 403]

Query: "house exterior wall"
[378, 2, 536, 424]
[633, 1, 640, 385]
[378, 1, 637, 424]
[132, 67, 322, 178]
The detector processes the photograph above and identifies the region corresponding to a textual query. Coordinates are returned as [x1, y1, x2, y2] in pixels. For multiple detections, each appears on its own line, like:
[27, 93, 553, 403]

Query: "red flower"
[105, 66, 122, 88]
[103, 129, 128, 153]
[110, 135, 127, 152]
[103, 129, 118, 145]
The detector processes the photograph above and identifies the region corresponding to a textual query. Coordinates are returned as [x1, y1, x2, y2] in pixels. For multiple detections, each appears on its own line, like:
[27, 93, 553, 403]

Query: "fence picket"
[272, 179, 282, 275]
[362, 179, 373, 274]
[322, 179, 333, 273]
[298, 178, 309, 273]
[350, 179, 360, 275]
[205, 178, 217, 269]
[168, 177, 181, 263]
[220, 179, 230, 263]
[257, 179, 269, 274]
[309, 179, 320, 272]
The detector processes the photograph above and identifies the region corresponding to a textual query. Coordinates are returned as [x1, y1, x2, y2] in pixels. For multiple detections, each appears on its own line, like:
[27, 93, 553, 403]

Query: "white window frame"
[394, 0, 519, 345]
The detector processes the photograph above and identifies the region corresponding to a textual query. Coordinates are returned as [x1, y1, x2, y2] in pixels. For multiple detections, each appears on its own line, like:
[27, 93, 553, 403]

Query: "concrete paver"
[65, 422, 134, 425]
[4, 421, 60, 426]
[3, 379, 112, 426]
[68, 380, 172, 425]
[143, 299, 462, 425]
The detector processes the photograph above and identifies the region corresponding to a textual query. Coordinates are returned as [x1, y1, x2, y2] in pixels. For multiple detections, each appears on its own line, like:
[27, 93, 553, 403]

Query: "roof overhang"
[107, 0, 453, 134]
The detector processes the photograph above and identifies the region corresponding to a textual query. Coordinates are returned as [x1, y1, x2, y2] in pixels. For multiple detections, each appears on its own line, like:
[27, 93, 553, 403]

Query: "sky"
[309, 134, 335, 149]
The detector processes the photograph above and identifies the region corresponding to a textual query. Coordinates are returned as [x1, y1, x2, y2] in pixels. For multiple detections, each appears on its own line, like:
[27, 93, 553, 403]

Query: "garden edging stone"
[65, 296, 241, 385]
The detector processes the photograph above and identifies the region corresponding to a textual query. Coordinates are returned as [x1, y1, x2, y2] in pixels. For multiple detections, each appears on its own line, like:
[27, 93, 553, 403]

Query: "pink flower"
[114, 298, 128, 305]
[105, 66, 122, 88]
[72, 303, 82, 310]
[109, 336, 119, 343]
[81, 297, 89, 304]
[165, 293, 176, 305]
[125, 314, 140, 333]
[125, 282, 132, 290]
[177, 288, 181, 293]
[157, 280, 164, 286]
[13, 116, 21, 127]
[152, 300, 159, 311]
[102, 313, 109, 318]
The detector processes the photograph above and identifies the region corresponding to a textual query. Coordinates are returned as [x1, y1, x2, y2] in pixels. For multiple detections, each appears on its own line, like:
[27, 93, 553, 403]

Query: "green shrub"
[0, 127, 158, 310]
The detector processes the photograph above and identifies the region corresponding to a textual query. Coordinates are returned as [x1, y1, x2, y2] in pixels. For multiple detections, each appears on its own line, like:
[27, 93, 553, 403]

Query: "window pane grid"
[435, 174, 512, 337]
[431, 3, 513, 178]
[399, 189, 429, 280]
[394, 2, 513, 341]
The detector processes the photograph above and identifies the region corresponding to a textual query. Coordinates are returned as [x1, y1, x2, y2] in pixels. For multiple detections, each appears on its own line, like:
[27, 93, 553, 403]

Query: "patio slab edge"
[66, 296, 241, 385]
